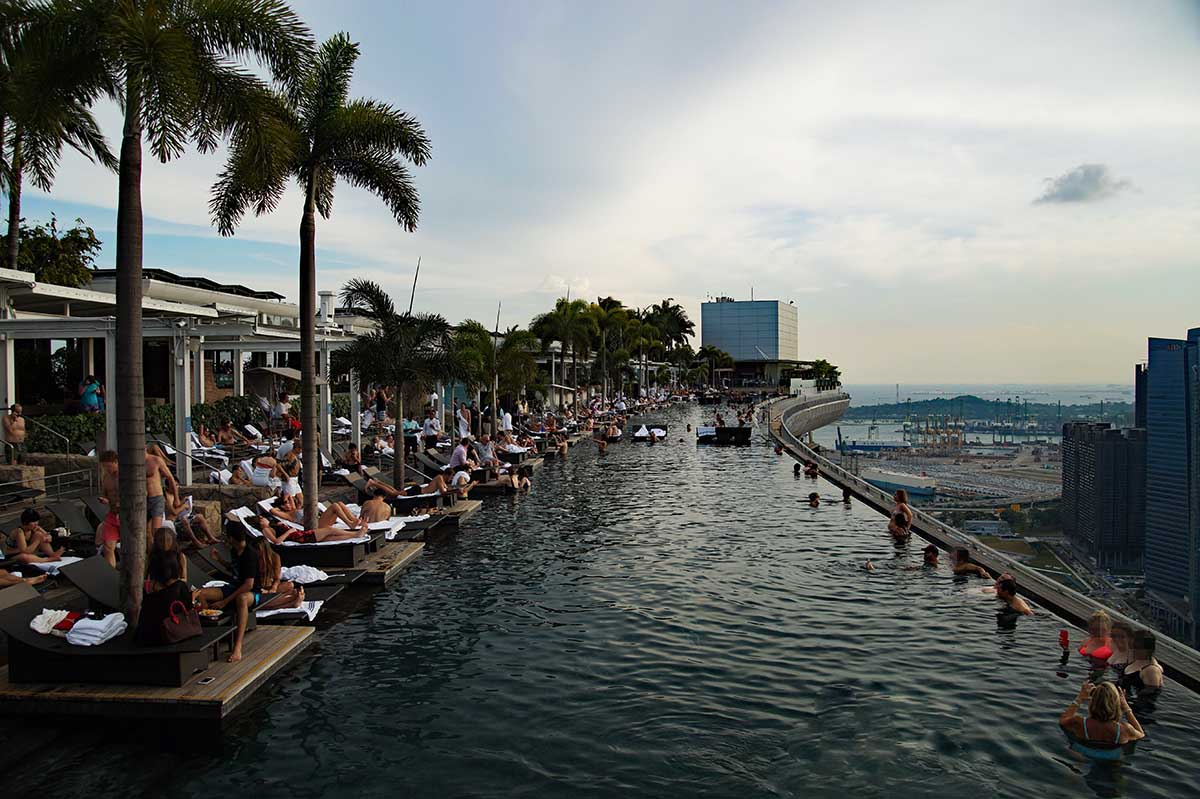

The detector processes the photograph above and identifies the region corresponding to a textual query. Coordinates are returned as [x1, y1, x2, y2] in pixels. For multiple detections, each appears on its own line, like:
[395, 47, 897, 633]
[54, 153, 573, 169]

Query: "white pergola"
[0, 267, 362, 485]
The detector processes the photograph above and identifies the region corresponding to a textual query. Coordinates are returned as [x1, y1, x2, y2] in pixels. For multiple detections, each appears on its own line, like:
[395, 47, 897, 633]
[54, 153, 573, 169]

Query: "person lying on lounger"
[8, 509, 64, 562]
[337, 443, 363, 471]
[269, 496, 363, 530]
[253, 515, 366, 545]
[217, 420, 247, 446]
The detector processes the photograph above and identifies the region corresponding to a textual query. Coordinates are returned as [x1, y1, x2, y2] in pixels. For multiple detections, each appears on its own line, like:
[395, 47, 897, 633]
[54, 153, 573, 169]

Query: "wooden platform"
[0, 625, 314, 723]
[441, 499, 481, 527]
[358, 541, 424, 585]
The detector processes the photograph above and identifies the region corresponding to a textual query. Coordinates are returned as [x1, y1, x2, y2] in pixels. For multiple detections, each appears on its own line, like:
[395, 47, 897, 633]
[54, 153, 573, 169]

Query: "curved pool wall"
[767, 395, 1200, 694]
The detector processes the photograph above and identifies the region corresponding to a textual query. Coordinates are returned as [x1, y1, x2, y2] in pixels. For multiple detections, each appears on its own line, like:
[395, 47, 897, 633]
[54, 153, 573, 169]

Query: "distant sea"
[842, 383, 1134, 408]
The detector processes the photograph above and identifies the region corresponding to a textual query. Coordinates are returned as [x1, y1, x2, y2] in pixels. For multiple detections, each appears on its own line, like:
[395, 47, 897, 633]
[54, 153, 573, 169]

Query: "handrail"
[11, 414, 75, 473]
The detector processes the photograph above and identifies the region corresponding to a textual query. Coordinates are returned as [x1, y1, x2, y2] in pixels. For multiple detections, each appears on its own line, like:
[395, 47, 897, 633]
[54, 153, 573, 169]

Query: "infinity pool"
[4, 404, 1199, 798]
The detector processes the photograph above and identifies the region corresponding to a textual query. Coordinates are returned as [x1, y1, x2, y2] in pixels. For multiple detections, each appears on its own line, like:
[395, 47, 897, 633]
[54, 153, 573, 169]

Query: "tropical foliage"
[0, 213, 100, 285]
[211, 31, 429, 528]
[331, 279, 451, 487]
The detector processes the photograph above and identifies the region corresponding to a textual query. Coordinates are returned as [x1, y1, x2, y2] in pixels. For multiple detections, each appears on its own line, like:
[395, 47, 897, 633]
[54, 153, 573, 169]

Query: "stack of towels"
[280, 565, 329, 584]
[65, 613, 127, 646]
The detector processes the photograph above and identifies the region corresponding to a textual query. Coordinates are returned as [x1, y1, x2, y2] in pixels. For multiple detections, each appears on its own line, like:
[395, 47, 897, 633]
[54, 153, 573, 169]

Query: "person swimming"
[996, 577, 1032, 615]
[1119, 629, 1164, 699]
[952, 548, 991, 578]
[808, 492, 820, 508]
[922, 544, 939, 567]
[1059, 680, 1144, 761]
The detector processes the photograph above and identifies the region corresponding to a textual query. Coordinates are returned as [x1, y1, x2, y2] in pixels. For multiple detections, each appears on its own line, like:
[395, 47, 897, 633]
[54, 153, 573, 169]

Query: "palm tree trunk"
[393, 386, 405, 488]
[115, 79, 147, 624]
[491, 368, 499, 436]
[299, 177, 319, 530]
[600, 331, 607, 402]
[474, 387, 481, 436]
[571, 347, 578, 413]
[6, 130, 20, 271]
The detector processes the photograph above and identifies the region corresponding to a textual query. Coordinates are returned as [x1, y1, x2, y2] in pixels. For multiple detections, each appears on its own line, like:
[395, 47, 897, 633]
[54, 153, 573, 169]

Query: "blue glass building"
[1144, 333, 1199, 644]
[700, 299, 801, 387]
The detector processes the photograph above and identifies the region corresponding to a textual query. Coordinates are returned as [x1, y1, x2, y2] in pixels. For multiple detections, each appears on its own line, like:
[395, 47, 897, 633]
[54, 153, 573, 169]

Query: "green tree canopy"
[0, 213, 100, 286]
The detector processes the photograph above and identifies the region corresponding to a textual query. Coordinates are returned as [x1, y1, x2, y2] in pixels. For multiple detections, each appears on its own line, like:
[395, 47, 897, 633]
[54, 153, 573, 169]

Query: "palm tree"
[36, 0, 312, 622]
[454, 320, 495, 434]
[588, 299, 626, 402]
[0, 1, 115, 270]
[646, 298, 694, 353]
[495, 326, 539, 408]
[332, 279, 451, 488]
[212, 32, 430, 530]
[535, 298, 590, 410]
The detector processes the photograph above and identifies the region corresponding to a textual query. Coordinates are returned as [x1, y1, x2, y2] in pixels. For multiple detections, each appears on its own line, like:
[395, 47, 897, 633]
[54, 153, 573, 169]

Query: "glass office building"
[700, 299, 802, 387]
[1144, 332, 1199, 644]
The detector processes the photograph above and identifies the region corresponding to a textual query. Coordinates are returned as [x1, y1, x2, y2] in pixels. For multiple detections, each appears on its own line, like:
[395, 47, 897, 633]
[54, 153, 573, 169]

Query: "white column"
[192, 340, 205, 405]
[319, 345, 332, 454]
[0, 335, 14, 409]
[232, 349, 244, 396]
[349, 370, 361, 449]
[103, 330, 117, 453]
[173, 336, 193, 485]
[84, 337, 95, 377]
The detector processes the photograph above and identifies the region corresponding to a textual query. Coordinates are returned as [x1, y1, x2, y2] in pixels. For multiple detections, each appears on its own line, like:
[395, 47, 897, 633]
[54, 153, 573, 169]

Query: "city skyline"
[21, 0, 1200, 383]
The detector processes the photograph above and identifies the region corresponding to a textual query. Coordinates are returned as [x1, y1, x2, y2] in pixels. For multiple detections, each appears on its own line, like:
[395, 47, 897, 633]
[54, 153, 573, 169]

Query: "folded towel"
[256, 599, 323, 621]
[280, 565, 329, 584]
[384, 519, 408, 540]
[203, 580, 229, 589]
[29, 608, 70, 635]
[66, 613, 127, 646]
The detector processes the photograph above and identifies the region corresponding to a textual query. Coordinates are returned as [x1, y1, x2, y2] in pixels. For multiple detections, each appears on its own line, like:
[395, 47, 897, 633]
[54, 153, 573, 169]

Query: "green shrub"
[331, 393, 350, 421]
[25, 413, 106, 453]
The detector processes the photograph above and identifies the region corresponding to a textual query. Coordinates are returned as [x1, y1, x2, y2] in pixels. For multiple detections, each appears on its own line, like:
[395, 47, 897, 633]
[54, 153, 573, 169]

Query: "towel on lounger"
[28, 557, 83, 575]
[66, 612, 127, 646]
[280, 565, 329, 584]
[29, 608, 70, 635]
[256, 599, 323, 621]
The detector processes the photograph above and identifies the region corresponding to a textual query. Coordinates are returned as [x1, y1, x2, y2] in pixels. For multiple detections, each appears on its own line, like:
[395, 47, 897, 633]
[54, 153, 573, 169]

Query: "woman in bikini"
[1079, 610, 1116, 669]
[269, 494, 364, 530]
[1059, 680, 1144, 760]
[255, 516, 366, 545]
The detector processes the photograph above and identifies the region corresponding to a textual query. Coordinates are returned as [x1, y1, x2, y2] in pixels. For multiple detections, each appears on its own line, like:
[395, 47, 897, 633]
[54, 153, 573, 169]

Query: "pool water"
[4, 404, 1199, 798]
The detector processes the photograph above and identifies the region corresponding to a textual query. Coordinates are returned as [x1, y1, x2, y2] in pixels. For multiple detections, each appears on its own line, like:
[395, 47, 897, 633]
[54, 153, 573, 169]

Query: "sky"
[20, 0, 1200, 384]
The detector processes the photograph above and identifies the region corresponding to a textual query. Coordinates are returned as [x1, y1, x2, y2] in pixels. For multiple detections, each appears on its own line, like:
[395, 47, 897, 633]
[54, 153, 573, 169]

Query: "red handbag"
[160, 600, 202, 644]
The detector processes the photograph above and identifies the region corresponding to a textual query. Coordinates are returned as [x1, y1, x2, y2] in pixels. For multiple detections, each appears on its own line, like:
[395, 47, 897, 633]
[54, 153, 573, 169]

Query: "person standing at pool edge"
[2, 404, 25, 464]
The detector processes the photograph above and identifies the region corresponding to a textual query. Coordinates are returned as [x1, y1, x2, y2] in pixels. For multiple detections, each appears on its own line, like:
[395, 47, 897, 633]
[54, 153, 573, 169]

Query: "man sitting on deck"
[473, 434, 501, 469]
[449, 437, 477, 471]
[196, 524, 260, 663]
[449, 465, 476, 498]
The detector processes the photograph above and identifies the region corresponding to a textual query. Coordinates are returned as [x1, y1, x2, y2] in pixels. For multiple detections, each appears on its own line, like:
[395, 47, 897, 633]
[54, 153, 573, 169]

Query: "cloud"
[1033, 163, 1133, 204]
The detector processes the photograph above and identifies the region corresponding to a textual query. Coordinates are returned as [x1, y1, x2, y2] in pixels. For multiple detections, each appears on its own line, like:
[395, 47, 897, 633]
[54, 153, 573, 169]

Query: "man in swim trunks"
[145, 445, 177, 532]
[96, 450, 120, 567]
[2, 403, 26, 464]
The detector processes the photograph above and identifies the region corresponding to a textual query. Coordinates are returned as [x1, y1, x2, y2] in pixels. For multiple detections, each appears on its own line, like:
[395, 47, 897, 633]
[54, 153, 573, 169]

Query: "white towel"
[280, 565, 329, 584]
[203, 580, 229, 589]
[28, 557, 83, 575]
[256, 599, 323, 621]
[66, 613, 127, 646]
[29, 609, 70, 635]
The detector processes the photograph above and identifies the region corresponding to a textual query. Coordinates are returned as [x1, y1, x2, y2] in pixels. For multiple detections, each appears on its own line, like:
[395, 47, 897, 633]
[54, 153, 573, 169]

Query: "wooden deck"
[441, 499, 482, 527]
[358, 541, 424, 585]
[0, 625, 314, 723]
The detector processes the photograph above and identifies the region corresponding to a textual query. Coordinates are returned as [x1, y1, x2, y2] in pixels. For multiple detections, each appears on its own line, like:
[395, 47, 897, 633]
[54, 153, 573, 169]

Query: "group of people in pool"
[881, 486, 1161, 758]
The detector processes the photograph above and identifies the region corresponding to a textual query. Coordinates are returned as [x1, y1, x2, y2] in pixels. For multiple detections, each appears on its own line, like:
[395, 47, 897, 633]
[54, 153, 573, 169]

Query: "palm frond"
[302, 32, 357, 148]
[331, 99, 430, 166]
[182, 0, 314, 93]
[330, 147, 420, 230]
[339, 278, 395, 322]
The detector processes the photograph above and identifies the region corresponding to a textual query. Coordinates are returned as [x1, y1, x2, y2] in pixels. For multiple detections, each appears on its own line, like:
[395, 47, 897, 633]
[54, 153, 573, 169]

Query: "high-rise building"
[1135, 363, 1147, 429]
[1143, 332, 1200, 645]
[1061, 422, 1145, 570]
[700, 298, 802, 387]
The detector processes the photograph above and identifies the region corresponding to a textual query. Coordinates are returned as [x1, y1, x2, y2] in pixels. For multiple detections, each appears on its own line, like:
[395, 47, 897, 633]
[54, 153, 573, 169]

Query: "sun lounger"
[0, 581, 40, 613]
[57, 555, 122, 611]
[0, 596, 238, 687]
